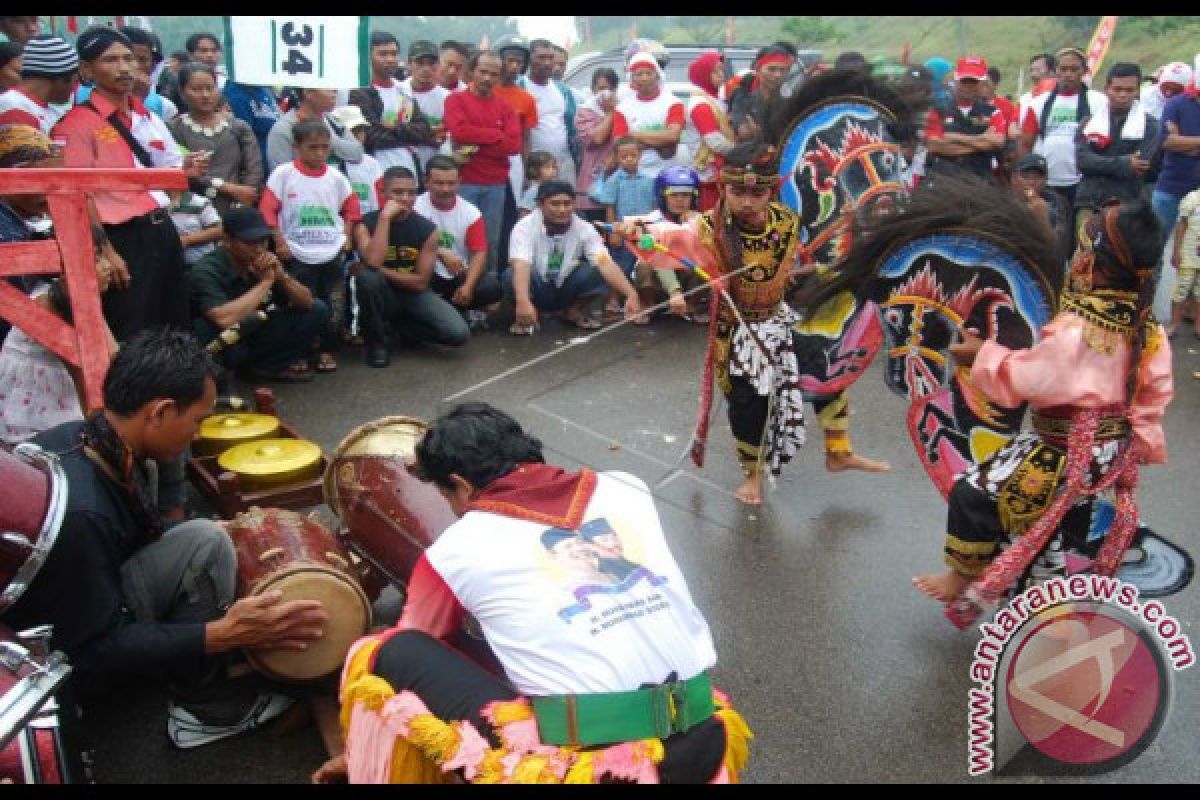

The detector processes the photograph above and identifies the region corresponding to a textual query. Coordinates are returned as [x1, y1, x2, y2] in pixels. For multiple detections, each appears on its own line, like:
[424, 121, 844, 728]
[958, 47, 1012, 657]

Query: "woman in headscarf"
[684, 51, 736, 212]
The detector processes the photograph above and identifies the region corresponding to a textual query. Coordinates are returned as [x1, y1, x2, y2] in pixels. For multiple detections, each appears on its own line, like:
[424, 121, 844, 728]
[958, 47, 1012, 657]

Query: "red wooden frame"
[0, 168, 188, 411]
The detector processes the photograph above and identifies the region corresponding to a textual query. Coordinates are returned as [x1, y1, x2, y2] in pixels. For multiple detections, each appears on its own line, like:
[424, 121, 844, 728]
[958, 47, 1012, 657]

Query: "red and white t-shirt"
[345, 153, 385, 216]
[684, 94, 731, 183]
[613, 90, 687, 177]
[413, 192, 487, 280]
[400, 470, 717, 696]
[0, 88, 62, 134]
[260, 160, 362, 264]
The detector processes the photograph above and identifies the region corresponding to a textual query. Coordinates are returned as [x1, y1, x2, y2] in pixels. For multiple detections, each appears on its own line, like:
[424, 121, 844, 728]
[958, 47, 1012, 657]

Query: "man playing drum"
[315, 403, 750, 784]
[0, 329, 328, 748]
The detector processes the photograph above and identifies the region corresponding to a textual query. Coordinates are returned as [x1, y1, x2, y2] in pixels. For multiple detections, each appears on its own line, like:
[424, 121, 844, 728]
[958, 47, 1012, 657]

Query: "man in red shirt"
[924, 56, 1007, 184]
[53, 27, 204, 341]
[444, 50, 521, 276]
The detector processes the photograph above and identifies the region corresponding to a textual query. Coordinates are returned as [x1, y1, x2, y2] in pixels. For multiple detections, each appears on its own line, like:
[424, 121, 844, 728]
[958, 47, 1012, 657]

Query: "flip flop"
[315, 353, 338, 373]
[248, 363, 314, 384]
[509, 322, 536, 335]
[564, 312, 602, 330]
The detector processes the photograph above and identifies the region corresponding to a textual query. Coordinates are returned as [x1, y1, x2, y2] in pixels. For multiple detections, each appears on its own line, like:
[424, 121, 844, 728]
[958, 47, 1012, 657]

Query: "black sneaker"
[366, 342, 390, 368]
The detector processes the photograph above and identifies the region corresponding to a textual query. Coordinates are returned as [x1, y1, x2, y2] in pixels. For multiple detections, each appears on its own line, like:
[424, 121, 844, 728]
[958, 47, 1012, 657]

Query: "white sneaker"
[166, 692, 295, 750]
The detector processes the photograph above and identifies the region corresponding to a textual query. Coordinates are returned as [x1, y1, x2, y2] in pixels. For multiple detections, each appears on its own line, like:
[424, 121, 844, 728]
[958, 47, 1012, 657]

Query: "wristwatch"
[205, 177, 225, 200]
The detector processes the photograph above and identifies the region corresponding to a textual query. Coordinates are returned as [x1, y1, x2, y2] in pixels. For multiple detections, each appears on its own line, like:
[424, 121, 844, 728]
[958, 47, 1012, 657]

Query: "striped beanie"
[20, 35, 79, 78]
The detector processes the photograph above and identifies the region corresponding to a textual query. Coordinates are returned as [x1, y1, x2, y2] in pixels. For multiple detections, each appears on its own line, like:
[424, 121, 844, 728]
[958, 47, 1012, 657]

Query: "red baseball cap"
[954, 56, 988, 81]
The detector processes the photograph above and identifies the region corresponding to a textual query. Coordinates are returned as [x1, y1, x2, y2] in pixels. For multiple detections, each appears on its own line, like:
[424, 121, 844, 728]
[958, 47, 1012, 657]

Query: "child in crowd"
[589, 136, 657, 320]
[169, 189, 223, 266]
[260, 119, 363, 373]
[629, 165, 708, 323]
[1169, 186, 1200, 339]
[332, 105, 385, 216]
[0, 226, 118, 445]
[518, 151, 558, 217]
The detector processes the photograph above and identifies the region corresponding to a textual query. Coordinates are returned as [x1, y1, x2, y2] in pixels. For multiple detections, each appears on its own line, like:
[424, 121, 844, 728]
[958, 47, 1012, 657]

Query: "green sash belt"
[531, 673, 714, 747]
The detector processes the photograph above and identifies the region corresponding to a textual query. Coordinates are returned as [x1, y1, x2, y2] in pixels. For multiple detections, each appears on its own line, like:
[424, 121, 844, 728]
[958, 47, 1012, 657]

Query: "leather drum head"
[246, 566, 370, 682]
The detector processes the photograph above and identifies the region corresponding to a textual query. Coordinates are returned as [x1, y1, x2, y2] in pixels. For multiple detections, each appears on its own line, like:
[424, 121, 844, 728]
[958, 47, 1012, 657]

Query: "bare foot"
[826, 451, 891, 473]
[912, 571, 970, 602]
[735, 473, 763, 505]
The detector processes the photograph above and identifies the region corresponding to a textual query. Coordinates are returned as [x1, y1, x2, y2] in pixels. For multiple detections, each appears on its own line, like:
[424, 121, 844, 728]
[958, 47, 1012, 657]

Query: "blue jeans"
[610, 243, 638, 280]
[502, 262, 609, 313]
[459, 183, 507, 274]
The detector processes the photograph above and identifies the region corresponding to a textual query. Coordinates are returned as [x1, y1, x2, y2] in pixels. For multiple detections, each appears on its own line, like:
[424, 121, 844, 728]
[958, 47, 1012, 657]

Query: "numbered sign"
[224, 16, 369, 89]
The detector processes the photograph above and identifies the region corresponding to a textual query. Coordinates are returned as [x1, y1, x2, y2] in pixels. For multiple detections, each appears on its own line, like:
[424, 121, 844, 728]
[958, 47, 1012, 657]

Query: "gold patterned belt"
[1032, 406, 1130, 444]
[737, 303, 783, 323]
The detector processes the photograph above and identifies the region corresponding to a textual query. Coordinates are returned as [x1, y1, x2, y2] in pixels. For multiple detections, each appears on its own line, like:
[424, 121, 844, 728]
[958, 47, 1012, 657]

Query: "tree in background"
[782, 16, 846, 45]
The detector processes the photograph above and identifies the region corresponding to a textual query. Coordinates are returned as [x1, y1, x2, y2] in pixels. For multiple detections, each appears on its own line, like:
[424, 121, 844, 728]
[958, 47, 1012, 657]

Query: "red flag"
[1085, 16, 1119, 77]
[67, 16, 78, 33]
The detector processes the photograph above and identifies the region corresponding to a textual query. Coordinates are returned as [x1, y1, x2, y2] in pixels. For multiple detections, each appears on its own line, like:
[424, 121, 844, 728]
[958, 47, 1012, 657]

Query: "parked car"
[565, 45, 823, 101]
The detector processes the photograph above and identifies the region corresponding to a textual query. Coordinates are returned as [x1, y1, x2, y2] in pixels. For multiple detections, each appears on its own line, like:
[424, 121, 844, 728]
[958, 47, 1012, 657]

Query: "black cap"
[408, 39, 438, 61]
[1015, 153, 1048, 174]
[222, 206, 274, 242]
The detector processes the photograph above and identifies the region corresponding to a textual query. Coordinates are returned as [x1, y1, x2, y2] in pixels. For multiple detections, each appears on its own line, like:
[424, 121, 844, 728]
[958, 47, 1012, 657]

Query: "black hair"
[90, 223, 108, 249]
[771, 41, 799, 59]
[369, 31, 398, 50]
[0, 41, 20, 69]
[1106, 62, 1142, 85]
[591, 67, 619, 92]
[834, 51, 869, 71]
[382, 165, 417, 185]
[414, 402, 545, 489]
[118, 26, 157, 56]
[755, 43, 795, 66]
[169, 50, 190, 64]
[470, 49, 501, 71]
[529, 38, 556, 54]
[1031, 52, 1055, 71]
[536, 179, 574, 203]
[525, 151, 557, 181]
[424, 154, 459, 178]
[292, 118, 330, 144]
[185, 33, 221, 55]
[177, 62, 216, 91]
[613, 135, 641, 152]
[440, 40, 469, 59]
[552, 44, 568, 56]
[104, 328, 218, 415]
[987, 66, 1002, 84]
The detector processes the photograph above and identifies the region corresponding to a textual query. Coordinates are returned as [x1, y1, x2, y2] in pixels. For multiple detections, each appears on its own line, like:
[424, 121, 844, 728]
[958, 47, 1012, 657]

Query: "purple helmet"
[654, 165, 701, 212]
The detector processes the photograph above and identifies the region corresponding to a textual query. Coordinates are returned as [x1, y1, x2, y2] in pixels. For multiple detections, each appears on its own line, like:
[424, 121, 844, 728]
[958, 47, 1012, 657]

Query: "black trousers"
[371, 630, 727, 783]
[430, 271, 503, 311]
[287, 255, 344, 352]
[103, 209, 190, 341]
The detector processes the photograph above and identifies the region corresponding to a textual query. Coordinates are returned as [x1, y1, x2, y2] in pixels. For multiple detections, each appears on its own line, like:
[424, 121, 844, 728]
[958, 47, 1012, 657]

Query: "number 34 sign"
[224, 16, 370, 89]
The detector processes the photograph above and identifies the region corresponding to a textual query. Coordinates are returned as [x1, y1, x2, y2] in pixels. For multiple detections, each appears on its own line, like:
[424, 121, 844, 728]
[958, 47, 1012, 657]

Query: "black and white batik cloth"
[728, 303, 806, 475]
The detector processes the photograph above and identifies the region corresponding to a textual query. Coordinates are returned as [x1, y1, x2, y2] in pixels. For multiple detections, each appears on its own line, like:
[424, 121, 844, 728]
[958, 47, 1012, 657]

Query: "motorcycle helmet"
[654, 165, 701, 213]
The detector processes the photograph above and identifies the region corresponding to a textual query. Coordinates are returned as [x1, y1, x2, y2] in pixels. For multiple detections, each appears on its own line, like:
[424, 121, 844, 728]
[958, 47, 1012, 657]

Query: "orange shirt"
[491, 84, 539, 132]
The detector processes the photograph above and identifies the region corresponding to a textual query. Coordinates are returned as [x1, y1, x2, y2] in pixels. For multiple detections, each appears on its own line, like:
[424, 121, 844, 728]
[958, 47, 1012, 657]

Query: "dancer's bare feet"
[735, 472, 763, 505]
[826, 451, 891, 473]
[912, 571, 970, 602]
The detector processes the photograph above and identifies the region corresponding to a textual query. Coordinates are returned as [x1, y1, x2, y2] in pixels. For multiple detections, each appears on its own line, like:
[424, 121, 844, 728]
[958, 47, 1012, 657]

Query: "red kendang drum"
[0, 625, 85, 784]
[323, 416, 458, 588]
[0, 443, 68, 612]
[227, 508, 371, 682]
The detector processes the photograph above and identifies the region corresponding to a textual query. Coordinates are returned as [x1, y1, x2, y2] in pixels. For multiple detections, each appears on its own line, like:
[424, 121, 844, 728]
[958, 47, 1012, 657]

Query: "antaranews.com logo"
[966, 574, 1193, 776]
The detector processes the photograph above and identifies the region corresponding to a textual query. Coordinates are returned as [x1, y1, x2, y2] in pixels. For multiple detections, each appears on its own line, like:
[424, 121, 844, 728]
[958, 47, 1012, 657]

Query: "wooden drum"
[227, 508, 371, 682]
[323, 416, 458, 588]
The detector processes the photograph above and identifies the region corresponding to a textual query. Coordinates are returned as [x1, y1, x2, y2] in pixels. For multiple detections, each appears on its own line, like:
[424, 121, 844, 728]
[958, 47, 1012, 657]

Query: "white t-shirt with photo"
[508, 209, 608, 287]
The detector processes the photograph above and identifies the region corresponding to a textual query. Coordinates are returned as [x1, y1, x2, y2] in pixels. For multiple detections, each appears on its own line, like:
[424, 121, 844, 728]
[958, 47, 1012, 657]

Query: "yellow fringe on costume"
[337, 637, 753, 784]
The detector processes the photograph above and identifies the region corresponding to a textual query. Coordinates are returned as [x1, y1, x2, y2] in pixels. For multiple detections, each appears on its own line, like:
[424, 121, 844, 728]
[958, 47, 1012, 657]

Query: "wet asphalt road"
[88, 310, 1200, 783]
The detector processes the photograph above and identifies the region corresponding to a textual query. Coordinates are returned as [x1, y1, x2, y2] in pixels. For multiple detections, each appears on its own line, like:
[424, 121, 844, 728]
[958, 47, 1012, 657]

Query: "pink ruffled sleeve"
[635, 219, 721, 278]
[1129, 332, 1174, 464]
[970, 322, 1078, 409]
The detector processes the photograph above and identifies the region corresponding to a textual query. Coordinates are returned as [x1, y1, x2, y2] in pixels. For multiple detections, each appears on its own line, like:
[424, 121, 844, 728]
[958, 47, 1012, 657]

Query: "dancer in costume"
[314, 404, 750, 785]
[616, 143, 889, 506]
[913, 200, 1174, 605]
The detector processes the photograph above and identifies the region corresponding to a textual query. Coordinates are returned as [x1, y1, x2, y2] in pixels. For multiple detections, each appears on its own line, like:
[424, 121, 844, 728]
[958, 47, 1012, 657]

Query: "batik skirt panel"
[945, 432, 1126, 578]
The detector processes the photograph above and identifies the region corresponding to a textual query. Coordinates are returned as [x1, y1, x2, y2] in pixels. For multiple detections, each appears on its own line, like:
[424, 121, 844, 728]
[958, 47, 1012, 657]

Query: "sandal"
[509, 322, 536, 335]
[563, 310, 602, 330]
[315, 352, 338, 373]
[248, 362, 314, 384]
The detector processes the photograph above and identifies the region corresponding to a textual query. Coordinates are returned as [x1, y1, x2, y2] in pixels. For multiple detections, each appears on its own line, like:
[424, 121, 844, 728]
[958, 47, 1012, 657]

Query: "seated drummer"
[0, 329, 329, 748]
[189, 206, 331, 384]
[314, 403, 750, 784]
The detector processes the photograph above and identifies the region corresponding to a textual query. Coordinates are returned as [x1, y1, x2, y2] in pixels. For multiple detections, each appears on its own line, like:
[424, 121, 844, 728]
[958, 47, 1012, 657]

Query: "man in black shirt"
[190, 206, 330, 383]
[352, 166, 470, 368]
[1, 329, 328, 747]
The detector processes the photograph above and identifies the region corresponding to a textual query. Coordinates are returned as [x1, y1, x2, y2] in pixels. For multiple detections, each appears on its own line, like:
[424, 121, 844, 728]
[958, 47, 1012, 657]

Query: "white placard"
[224, 16, 369, 89]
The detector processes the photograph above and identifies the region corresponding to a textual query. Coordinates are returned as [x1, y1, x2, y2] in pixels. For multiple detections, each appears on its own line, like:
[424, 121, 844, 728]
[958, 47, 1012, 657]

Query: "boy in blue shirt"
[590, 137, 656, 317]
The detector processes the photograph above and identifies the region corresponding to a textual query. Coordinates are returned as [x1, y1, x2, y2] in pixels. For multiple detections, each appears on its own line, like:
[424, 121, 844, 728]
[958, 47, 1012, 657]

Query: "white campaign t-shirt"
[508, 209, 608, 287]
[524, 78, 569, 158]
[413, 192, 487, 280]
[615, 90, 688, 177]
[0, 88, 63, 133]
[1025, 90, 1105, 187]
[366, 80, 419, 174]
[425, 471, 717, 696]
[346, 154, 384, 215]
[263, 162, 358, 264]
[400, 79, 450, 171]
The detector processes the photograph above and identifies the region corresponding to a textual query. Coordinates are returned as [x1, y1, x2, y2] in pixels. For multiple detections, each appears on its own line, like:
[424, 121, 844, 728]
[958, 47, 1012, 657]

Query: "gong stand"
[187, 389, 327, 519]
